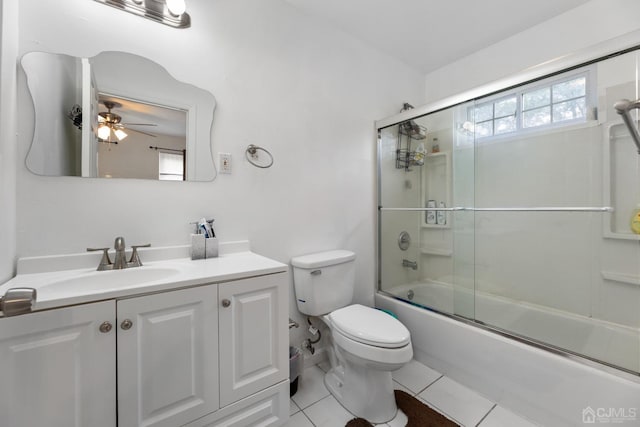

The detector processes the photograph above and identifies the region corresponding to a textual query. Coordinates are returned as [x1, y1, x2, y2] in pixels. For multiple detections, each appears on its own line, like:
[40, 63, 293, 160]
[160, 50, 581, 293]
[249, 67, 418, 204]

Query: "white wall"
[11, 0, 425, 347]
[0, 0, 18, 283]
[423, 0, 640, 103]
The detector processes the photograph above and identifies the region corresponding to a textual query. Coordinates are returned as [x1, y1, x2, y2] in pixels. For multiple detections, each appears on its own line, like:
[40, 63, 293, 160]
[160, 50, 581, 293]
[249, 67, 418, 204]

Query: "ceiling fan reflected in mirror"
[97, 100, 157, 144]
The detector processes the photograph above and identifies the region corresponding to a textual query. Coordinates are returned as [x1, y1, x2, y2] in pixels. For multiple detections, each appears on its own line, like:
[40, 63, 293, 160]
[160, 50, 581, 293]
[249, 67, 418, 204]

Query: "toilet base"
[324, 363, 397, 424]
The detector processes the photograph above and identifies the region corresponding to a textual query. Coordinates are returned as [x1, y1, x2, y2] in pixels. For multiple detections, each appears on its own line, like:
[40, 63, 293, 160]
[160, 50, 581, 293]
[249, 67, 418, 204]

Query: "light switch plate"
[219, 153, 232, 174]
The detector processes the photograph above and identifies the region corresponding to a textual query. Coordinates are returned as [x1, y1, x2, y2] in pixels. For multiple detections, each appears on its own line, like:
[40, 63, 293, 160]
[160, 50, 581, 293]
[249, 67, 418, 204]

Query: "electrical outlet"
[219, 153, 232, 174]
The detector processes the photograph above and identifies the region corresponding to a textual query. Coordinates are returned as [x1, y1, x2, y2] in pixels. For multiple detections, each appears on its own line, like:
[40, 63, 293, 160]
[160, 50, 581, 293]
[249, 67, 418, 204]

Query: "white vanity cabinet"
[117, 284, 219, 427]
[0, 269, 289, 427]
[0, 300, 117, 427]
[218, 274, 288, 406]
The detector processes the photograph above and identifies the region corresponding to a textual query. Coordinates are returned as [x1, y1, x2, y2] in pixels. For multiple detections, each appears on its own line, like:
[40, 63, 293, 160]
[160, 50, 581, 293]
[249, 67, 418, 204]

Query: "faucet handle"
[87, 247, 112, 270]
[129, 244, 151, 267]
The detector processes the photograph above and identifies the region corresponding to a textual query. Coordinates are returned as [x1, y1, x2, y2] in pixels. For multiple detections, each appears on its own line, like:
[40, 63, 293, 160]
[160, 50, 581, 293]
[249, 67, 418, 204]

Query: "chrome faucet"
[87, 237, 150, 271]
[402, 259, 418, 270]
[113, 236, 128, 270]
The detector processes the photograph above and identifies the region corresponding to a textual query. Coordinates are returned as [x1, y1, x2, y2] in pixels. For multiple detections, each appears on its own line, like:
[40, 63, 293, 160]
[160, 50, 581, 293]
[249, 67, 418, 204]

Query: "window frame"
[468, 65, 596, 142]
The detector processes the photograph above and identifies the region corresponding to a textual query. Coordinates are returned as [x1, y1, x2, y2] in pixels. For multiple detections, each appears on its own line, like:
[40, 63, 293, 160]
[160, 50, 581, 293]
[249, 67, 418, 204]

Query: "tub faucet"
[402, 259, 418, 270]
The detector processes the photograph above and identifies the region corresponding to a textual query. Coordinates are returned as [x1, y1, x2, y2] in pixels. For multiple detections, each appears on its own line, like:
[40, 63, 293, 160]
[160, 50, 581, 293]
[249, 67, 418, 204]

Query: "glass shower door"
[378, 107, 459, 316]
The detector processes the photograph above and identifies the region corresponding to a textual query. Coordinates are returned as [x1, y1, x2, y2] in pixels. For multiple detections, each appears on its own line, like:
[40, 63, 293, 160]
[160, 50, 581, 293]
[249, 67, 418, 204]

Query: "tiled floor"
[285, 359, 539, 427]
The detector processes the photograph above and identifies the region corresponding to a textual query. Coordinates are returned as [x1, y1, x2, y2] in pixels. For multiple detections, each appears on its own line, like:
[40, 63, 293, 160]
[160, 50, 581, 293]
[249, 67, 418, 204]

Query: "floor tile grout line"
[413, 374, 444, 396]
[302, 409, 317, 427]
[294, 391, 331, 411]
[475, 403, 497, 427]
[415, 397, 464, 427]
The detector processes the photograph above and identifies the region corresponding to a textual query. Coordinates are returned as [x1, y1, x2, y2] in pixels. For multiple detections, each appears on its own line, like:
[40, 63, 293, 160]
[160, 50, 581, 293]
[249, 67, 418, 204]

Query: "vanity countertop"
[0, 243, 288, 312]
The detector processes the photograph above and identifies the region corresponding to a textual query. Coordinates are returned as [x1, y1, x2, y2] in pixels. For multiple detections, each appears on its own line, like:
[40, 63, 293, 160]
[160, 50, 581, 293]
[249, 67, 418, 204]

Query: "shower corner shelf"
[601, 271, 640, 286]
[421, 247, 453, 257]
[422, 223, 450, 230]
[421, 151, 451, 228]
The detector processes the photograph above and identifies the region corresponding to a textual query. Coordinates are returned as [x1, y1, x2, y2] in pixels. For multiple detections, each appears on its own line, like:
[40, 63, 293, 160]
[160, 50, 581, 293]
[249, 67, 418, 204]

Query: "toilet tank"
[291, 250, 356, 316]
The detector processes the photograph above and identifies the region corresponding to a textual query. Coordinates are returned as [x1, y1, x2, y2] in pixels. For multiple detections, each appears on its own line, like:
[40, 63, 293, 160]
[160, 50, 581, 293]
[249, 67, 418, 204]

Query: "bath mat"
[345, 390, 459, 427]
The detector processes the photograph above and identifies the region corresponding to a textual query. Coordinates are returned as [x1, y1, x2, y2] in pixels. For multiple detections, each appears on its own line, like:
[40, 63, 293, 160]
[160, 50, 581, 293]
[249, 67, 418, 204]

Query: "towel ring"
[245, 144, 274, 168]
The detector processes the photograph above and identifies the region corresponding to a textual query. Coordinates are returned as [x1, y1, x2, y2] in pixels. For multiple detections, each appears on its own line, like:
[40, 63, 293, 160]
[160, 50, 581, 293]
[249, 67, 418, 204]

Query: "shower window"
[469, 67, 593, 141]
[522, 75, 587, 127]
[472, 95, 517, 138]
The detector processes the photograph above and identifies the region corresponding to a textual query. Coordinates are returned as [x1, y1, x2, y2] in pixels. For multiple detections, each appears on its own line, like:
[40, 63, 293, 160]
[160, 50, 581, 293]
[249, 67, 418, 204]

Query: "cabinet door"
[0, 301, 116, 427]
[219, 273, 288, 407]
[117, 285, 218, 427]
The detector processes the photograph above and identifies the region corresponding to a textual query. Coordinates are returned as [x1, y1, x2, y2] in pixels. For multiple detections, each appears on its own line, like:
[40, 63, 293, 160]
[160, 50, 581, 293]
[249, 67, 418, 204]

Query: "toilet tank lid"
[291, 250, 356, 269]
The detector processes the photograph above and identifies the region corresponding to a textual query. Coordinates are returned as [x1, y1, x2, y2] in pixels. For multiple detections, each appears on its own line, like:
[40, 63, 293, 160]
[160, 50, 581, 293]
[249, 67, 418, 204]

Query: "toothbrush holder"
[191, 234, 206, 260]
[205, 237, 219, 258]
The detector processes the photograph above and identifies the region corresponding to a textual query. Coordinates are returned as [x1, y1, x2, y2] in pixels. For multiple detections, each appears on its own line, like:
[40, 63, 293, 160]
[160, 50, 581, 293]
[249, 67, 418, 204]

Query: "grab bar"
[614, 99, 640, 154]
[380, 207, 614, 212]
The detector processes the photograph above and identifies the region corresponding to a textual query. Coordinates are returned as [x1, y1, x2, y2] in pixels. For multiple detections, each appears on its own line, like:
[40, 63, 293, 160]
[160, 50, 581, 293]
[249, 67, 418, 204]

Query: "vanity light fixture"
[93, 0, 191, 29]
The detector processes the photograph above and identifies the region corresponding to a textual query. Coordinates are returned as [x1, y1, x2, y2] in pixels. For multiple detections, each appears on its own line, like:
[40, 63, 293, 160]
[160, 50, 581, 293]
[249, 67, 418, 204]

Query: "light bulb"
[114, 129, 128, 141]
[98, 125, 110, 140]
[166, 0, 186, 16]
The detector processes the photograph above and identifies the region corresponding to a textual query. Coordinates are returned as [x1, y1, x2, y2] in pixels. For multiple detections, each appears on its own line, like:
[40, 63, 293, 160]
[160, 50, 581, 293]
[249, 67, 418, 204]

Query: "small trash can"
[289, 346, 302, 397]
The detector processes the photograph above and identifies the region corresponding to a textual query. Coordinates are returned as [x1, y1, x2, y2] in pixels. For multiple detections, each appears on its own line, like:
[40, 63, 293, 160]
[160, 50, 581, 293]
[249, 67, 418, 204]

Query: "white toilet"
[291, 250, 413, 423]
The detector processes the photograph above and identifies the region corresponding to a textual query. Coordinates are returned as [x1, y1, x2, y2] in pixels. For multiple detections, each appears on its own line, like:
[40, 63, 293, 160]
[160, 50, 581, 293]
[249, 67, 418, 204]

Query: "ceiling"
[283, 0, 591, 74]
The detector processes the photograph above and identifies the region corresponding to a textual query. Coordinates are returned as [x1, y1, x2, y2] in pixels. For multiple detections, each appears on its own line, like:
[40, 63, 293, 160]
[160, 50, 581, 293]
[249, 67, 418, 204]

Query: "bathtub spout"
[402, 259, 418, 270]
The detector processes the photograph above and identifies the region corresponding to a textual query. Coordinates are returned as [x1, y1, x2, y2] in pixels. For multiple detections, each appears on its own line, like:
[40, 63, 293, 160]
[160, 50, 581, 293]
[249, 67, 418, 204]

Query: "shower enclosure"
[377, 47, 640, 375]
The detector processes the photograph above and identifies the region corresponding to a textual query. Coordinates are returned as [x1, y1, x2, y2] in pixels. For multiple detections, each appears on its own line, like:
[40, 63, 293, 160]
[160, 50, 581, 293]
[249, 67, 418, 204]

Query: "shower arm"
[614, 99, 640, 154]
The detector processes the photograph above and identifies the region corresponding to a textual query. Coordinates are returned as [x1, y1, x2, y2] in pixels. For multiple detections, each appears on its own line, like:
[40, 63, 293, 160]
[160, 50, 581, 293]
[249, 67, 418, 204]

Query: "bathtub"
[385, 281, 639, 373]
[376, 283, 640, 426]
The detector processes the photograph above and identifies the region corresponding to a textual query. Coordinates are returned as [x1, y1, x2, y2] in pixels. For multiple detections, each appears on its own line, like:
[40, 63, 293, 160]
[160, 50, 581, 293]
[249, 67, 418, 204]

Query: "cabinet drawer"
[184, 380, 289, 427]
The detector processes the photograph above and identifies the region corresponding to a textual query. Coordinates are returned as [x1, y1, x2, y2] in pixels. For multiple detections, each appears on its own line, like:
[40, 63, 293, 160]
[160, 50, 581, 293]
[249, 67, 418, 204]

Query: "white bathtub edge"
[375, 293, 640, 427]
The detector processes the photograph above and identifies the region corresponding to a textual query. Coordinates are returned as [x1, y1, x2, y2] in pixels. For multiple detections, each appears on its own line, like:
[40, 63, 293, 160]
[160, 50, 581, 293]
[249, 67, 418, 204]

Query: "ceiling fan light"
[114, 129, 128, 141]
[98, 125, 111, 140]
[166, 0, 186, 16]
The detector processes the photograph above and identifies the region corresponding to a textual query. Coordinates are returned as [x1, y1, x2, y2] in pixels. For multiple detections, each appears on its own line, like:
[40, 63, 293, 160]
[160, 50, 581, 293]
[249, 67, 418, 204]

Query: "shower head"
[614, 98, 640, 154]
[614, 98, 640, 114]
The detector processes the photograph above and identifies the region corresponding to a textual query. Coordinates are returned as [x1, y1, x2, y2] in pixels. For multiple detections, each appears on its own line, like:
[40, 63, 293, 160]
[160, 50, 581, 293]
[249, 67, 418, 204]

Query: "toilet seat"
[327, 304, 410, 348]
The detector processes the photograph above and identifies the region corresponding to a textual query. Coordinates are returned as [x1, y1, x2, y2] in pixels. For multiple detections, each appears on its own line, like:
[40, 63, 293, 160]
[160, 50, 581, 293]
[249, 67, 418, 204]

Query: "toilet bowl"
[291, 250, 413, 423]
[321, 304, 412, 422]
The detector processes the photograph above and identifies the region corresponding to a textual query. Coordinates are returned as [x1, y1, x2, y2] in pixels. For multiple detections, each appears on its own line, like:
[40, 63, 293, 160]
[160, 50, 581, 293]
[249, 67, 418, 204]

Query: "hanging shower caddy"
[396, 103, 427, 171]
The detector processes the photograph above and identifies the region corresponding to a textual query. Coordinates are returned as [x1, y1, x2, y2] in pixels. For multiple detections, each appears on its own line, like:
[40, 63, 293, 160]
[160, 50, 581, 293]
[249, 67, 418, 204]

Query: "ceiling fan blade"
[121, 123, 158, 126]
[127, 128, 157, 138]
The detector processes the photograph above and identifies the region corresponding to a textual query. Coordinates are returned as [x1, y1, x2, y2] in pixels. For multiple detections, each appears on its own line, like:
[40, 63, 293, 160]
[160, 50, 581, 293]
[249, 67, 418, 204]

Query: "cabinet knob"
[221, 299, 231, 308]
[121, 319, 133, 330]
[99, 321, 113, 333]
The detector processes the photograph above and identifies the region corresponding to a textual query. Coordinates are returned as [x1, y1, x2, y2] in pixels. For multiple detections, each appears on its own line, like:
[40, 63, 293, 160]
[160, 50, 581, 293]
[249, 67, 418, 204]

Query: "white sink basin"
[43, 267, 181, 294]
